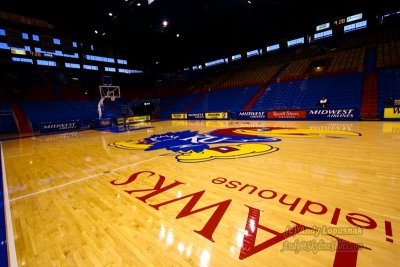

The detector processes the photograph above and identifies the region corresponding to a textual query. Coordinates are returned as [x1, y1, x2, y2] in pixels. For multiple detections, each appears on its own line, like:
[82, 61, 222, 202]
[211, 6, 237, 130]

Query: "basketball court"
[1, 120, 399, 266]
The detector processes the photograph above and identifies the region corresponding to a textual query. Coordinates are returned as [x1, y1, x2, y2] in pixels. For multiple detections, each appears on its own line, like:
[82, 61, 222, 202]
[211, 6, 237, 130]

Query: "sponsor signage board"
[131, 115, 150, 122]
[384, 107, 400, 119]
[187, 113, 205, 120]
[171, 113, 188, 120]
[40, 120, 79, 133]
[237, 111, 266, 120]
[99, 118, 112, 127]
[117, 116, 150, 124]
[267, 110, 306, 119]
[205, 112, 228, 119]
[307, 109, 359, 120]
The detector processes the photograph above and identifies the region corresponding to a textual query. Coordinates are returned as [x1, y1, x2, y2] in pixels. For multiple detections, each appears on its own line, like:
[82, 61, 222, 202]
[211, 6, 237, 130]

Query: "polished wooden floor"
[1, 120, 400, 266]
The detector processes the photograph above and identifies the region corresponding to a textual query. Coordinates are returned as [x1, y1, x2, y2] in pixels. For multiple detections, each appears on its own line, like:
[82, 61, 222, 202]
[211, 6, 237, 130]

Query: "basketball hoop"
[98, 85, 120, 119]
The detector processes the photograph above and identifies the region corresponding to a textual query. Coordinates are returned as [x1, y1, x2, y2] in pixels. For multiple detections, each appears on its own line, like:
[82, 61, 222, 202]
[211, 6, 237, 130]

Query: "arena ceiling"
[0, 0, 399, 72]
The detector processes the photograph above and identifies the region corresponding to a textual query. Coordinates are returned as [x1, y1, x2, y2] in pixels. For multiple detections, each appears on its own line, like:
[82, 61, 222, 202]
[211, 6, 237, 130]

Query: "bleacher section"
[377, 41, 400, 69]
[278, 58, 312, 81]
[13, 68, 58, 100]
[157, 95, 180, 113]
[188, 63, 243, 91]
[1, 15, 400, 131]
[157, 93, 203, 119]
[378, 68, 400, 115]
[251, 73, 364, 111]
[338, 33, 373, 51]
[189, 86, 261, 113]
[0, 102, 17, 133]
[292, 45, 321, 59]
[278, 47, 365, 81]
[360, 72, 379, 120]
[20, 100, 98, 131]
[188, 56, 287, 91]
[378, 25, 400, 44]
[365, 48, 377, 72]
[326, 47, 365, 74]
[0, 82, 7, 101]
[219, 64, 283, 89]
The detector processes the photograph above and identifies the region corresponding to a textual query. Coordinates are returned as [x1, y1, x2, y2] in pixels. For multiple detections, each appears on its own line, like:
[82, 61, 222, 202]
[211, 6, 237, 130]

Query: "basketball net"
[98, 85, 120, 119]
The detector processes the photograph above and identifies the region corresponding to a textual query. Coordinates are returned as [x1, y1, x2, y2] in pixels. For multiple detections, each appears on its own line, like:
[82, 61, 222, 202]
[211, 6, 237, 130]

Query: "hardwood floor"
[2, 120, 399, 266]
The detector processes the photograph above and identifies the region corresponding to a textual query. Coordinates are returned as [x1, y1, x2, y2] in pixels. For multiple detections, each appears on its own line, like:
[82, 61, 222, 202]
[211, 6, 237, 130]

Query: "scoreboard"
[315, 13, 366, 35]
[317, 13, 363, 30]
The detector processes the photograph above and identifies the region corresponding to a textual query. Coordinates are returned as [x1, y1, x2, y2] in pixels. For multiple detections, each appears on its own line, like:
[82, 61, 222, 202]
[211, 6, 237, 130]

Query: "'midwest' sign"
[307, 109, 358, 120]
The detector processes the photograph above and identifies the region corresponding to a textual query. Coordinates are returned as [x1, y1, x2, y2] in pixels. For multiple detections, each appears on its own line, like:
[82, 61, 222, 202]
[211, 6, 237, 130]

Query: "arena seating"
[2, 16, 400, 131]
[250, 73, 364, 111]
[378, 68, 400, 115]
[19, 100, 98, 131]
[360, 72, 379, 120]
[157, 93, 203, 119]
[326, 47, 365, 74]
[0, 102, 17, 133]
[189, 86, 261, 113]
[377, 41, 400, 69]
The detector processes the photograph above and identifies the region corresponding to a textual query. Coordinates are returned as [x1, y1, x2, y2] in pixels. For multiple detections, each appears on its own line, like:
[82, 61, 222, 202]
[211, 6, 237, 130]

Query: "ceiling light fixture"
[108, 12, 113, 16]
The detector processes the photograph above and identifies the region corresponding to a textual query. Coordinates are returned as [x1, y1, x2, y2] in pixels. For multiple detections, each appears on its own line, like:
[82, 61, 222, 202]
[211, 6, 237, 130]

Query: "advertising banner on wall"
[237, 111, 266, 120]
[205, 112, 229, 119]
[384, 107, 400, 119]
[307, 108, 359, 120]
[171, 113, 188, 120]
[117, 116, 150, 124]
[131, 116, 150, 122]
[98, 118, 112, 127]
[40, 120, 79, 133]
[267, 110, 306, 119]
[187, 113, 205, 120]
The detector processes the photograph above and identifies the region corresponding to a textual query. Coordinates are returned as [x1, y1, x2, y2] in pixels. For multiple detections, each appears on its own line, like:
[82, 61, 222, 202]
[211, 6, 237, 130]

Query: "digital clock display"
[333, 18, 346, 25]
[30, 51, 41, 57]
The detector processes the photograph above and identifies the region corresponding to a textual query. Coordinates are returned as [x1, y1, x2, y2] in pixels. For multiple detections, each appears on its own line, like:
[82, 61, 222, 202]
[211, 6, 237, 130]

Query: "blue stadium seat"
[250, 73, 364, 111]
[378, 68, 400, 114]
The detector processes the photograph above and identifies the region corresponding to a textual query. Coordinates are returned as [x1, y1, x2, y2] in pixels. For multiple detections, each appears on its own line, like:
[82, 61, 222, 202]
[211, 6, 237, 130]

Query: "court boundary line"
[1, 142, 17, 267]
[4, 152, 34, 159]
[10, 156, 162, 202]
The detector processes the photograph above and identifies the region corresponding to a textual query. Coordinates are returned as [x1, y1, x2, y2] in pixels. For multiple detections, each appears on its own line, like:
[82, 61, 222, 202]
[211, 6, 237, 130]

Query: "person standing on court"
[319, 96, 329, 108]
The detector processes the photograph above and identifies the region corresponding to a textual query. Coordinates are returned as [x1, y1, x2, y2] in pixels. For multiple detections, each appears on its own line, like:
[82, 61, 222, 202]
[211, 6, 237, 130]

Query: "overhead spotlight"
[94, 30, 98, 34]
[176, 33, 180, 38]
[155, 61, 159, 65]
[102, 32, 106, 36]
[162, 20, 168, 27]
[247, 0, 252, 3]
[137, 2, 141, 6]
[108, 12, 113, 16]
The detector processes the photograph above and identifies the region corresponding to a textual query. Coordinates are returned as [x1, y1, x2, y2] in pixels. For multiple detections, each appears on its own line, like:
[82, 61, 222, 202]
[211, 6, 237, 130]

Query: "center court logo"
[109, 127, 361, 163]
